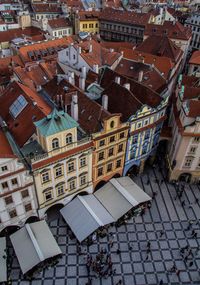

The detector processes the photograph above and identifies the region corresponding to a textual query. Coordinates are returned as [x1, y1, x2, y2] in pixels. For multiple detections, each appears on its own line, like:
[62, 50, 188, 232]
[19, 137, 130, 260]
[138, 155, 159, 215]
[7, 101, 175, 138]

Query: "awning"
[94, 182, 133, 221]
[61, 177, 151, 242]
[10, 221, 62, 275]
[60, 195, 114, 243]
[0, 237, 7, 283]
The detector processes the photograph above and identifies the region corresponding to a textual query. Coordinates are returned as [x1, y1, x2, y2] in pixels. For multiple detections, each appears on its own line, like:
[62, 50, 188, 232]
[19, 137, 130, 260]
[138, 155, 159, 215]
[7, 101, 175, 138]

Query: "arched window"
[52, 138, 59, 149]
[66, 134, 73, 145]
[110, 121, 115, 128]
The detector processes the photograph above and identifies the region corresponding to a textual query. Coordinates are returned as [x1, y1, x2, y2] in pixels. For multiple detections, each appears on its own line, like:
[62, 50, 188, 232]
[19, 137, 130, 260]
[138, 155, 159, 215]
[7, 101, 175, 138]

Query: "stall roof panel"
[0, 237, 7, 282]
[94, 182, 132, 221]
[60, 197, 99, 242]
[10, 227, 40, 274]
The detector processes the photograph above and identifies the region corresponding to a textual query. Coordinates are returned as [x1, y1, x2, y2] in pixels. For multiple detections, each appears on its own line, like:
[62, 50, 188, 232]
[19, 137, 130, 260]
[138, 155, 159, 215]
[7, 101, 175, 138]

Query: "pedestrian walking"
[160, 230, 164, 237]
[147, 241, 151, 248]
[176, 269, 180, 276]
[116, 249, 121, 255]
[145, 254, 149, 261]
[159, 280, 163, 285]
[189, 261, 194, 267]
[181, 200, 185, 207]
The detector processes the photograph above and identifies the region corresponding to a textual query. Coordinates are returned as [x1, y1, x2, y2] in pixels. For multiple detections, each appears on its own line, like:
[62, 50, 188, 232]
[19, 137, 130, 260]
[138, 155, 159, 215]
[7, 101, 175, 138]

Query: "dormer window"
[66, 134, 73, 145]
[52, 138, 59, 149]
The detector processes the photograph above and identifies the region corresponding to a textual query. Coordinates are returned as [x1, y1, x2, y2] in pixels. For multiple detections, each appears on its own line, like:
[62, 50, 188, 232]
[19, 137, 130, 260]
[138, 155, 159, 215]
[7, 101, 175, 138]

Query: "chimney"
[138, 71, 143, 82]
[69, 72, 75, 85]
[102, 94, 108, 110]
[79, 76, 85, 90]
[68, 76, 73, 85]
[56, 94, 60, 104]
[115, 76, 120, 84]
[78, 46, 82, 54]
[93, 64, 99, 74]
[71, 93, 78, 121]
[110, 48, 114, 53]
[123, 83, 130, 91]
[81, 66, 86, 79]
[89, 43, 92, 53]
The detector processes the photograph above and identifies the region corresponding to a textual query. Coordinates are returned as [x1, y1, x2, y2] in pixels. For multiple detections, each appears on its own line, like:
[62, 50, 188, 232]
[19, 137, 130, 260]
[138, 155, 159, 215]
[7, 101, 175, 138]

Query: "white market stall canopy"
[0, 237, 7, 283]
[10, 221, 62, 275]
[60, 195, 114, 243]
[61, 177, 151, 242]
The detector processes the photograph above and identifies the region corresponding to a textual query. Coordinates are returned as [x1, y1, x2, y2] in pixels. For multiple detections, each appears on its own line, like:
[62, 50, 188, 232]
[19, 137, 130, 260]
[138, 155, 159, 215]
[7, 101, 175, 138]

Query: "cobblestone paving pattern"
[7, 166, 200, 285]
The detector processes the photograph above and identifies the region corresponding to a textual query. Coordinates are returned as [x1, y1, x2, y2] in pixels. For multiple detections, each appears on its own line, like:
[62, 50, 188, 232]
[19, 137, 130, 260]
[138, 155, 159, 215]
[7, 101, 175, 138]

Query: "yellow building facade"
[74, 11, 100, 34]
[31, 109, 93, 218]
[92, 114, 129, 190]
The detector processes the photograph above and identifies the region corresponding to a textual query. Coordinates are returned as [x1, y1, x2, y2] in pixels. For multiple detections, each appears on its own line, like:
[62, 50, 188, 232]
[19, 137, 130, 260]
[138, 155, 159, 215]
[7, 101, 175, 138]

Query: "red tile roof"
[43, 78, 111, 134]
[189, 50, 200, 65]
[63, 0, 84, 10]
[182, 86, 200, 100]
[182, 75, 200, 87]
[0, 27, 44, 43]
[0, 55, 24, 68]
[136, 35, 183, 63]
[115, 58, 167, 93]
[76, 39, 121, 68]
[100, 8, 151, 26]
[100, 41, 136, 53]
[121, 48, 174, 80]
[0, 81, 52, 146]
[77, 11, 100, 21]
[188, 100, 200, 118]
[19, 36, 73, 62]
[32, 3, 62, 13]
[48, 18, 71, 29]
[100, 68, 162, 122]
[0, 129, 16, 158]
[144, 21, 192, 40]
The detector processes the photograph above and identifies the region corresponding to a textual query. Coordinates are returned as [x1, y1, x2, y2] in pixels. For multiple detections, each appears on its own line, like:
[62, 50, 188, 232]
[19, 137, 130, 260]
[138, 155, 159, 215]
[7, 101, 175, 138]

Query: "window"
[69, 180, 76, 191]
[80, 157, 86, 168]
[44, 190, 52, 201]
[118, 144, 123, 153]
[9, 95, 28, 118]
[25, 203, 32, 212]
[110, 136, 115, 143]
[107, 163, 112, 172]
[80, 175, 87, 186]
[193, 137, 200, 143]
[119, 132, 125, 139]
[54, 31, 57, 37]
[110, 121, 115, 128]
[83, 23, 87, 29]
[184, 158, 193, 168]
[68, 161, 75, 172]
[132, 135, 138, 144]
[2, 182, 8, 189]
[97, 167, 103, 177]
[96, 23, 98, 28]
[189, 146, 196, 154]
[144, 120, 149, 126]
[11, 178, 18, 186]
[42, 172, 50, 183]
[4, 195, 13, 205]
[55, 166, 63, 178]
[98, 152, 104, 161]
[108, 148, 114, 157]
[52, 138, 59, 149]
[9, 209, 17, 219]
[137, 122, 142, 129]
[89, 23, 94, 28]
[116, 159, 121, 168]
[1, 165, 8, 172]
[66, 134, 73, 145]
[57, 185, 64, 196]
[21, 189, 29, 198]
[99, 140, 105, 147]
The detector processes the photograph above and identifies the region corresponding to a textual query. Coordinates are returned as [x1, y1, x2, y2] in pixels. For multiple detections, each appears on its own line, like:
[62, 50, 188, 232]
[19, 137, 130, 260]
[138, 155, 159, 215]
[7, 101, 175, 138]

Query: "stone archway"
[45, 203, 64, 222]
[94, 180, 107, 192]
[179, 173, 192, 183]
[0, 225, 20, 237]
[125, 164, 140, 177]
[25, 216, 40, 224]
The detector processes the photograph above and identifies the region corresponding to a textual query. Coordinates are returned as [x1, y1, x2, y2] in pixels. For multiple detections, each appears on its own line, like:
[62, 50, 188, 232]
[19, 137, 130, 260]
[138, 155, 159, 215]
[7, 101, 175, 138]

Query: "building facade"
[185, 12, 200, 51]
[74, 11, 100, 35]
[167, 75, 200, 183]
[0, 130, 38, 235]
[31, 108, 93, 218]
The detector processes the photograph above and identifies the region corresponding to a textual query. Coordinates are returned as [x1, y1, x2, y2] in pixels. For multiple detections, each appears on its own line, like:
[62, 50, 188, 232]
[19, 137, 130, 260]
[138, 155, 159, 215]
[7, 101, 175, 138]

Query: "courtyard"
[6, 165, 200, 285]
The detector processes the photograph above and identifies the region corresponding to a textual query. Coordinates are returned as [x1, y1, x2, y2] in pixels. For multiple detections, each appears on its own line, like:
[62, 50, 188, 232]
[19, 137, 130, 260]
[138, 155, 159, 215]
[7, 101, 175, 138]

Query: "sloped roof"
[0, 81, 52, 147]
[0, 27, 44, 43]
[78, 11, 100, 21]
[136, 35, 183, 63]
[34, 109, 79, 137]
[32, 3, 62, 13]
[0, 129, 16, 158]
[144, 20, 192, 40]
[189, 50, 200, 65]
[100, 7, 151, 26]
[48, 18, 71, 29]
[188, 100, 200, 118]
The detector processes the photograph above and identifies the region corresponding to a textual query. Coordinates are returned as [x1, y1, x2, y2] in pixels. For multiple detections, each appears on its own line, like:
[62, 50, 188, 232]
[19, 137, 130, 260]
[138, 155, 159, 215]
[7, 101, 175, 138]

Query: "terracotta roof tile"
[32, 3, 62, 13]
[188, 100, 200, 118]
[144, 21, 192, 40]
[19, 36, 73, 62]
[182, 75, 200, 87]
[0, 27, 44, 43]
[121, 48, 174, 80]
[77, 11, 100, 21]
[48, 18, 71, 29]
[189, 50, 200, 65]
[183, 86, 200, 100]
[0, 81, 52, 146]
[100, 8, 151, 26]
[0, 129, 16, 158]
[100, 41, 135, 52]
[136, 35, 183, 63]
